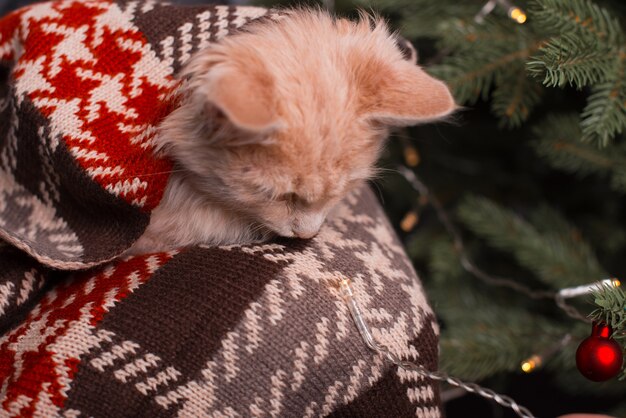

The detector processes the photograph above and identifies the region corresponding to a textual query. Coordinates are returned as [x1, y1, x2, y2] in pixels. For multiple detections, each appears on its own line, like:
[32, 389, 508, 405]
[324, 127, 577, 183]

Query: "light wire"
[339, 278, 537, 418]
[396, 165, 597, 323]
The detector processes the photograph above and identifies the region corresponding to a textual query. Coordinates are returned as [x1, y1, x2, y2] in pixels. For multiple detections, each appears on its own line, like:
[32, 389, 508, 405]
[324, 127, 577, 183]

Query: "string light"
[521, 355, 542, 373]
[509, 7, 527, 24]
[558, 278, 620, 299]
[555, 279, 621, 322]
[400, 210, 419, 232]
[475, 0, 527, 25]
[338, 278, 536, 418]
[475, 0, 497, 23]
[520, 335, 573, 373]
[403, 145, 420, 167]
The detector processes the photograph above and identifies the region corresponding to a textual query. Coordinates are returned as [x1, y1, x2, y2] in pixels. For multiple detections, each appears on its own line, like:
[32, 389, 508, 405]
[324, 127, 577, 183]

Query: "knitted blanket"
[0, 1, 440, 416]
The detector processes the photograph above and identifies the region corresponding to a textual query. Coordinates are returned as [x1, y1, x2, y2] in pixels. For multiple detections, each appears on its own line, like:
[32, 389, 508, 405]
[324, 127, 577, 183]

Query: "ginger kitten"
[127, 9, 455, 255]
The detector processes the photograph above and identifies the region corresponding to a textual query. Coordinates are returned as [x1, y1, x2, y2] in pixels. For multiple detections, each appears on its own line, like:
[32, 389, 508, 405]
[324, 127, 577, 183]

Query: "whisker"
[248, 222, 274, 239]
[368, 178, 386, 205]
[390, 132, 418, 141]
[248, 222, 262, 233]
[372, 166, 401, 177]
[247, 220, 267, 234]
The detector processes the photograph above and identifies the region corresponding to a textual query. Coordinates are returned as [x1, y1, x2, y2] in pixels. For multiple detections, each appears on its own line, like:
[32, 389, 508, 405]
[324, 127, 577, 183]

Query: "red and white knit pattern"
[0, 251, 174, 416]
[1, 0, 175, 210]
[0, 0, 275, 267]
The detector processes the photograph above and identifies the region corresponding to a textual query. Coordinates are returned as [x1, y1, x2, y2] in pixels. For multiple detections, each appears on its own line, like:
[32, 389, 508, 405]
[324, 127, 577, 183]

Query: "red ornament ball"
[576, 322, 624, 382]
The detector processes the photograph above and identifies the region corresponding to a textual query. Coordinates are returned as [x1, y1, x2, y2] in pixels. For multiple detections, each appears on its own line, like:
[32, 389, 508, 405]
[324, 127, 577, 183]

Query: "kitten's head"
[158, 9, 455, 240]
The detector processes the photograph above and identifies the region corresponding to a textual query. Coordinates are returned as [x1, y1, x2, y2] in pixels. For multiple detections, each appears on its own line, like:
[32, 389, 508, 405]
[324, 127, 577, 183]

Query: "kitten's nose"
[292, 215, 324, 239]
[292, 229, 319, 239]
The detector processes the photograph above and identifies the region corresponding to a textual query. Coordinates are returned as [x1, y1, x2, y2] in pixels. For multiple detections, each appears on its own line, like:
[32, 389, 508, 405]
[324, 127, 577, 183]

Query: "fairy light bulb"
[558, 278, 620, 298]
[403, 146, 420, 167]
[339, 278, 352, 299]
[508, 7, 526, 24]
[521, 355, 542, 373]
[475, 1, 527, 25]
[400, 211, 419, 232]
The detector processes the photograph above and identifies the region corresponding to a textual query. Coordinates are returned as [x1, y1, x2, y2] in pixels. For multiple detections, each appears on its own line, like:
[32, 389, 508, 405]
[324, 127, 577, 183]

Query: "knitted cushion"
[0, 1, 440, 416]
[0, 186, 441, 417]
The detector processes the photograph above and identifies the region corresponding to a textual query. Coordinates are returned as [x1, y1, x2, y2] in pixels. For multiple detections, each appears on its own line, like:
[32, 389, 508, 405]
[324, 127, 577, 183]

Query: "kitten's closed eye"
[278, 192, 299, 204]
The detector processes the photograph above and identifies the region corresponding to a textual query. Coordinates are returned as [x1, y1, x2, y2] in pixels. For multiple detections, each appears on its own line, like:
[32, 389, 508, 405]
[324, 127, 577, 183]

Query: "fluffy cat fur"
[127, 8, 455, 255]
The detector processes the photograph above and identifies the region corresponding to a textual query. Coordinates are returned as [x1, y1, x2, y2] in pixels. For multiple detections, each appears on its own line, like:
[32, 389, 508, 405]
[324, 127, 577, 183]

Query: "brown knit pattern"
[0, 1, 441, 416]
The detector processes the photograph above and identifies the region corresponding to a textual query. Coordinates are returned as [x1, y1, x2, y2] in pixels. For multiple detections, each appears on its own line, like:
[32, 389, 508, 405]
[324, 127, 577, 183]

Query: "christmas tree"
[348, 0, 626, 415]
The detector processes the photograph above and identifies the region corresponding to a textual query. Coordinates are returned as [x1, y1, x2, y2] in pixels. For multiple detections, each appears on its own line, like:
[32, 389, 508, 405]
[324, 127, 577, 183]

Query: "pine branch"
[492, 64, 543, 128]
[440, 324, 556, 381]
[527, 37, 617, 88]
[590, 284, 626, 331]
[423, 208, 618, 382]
[526, 0, 625, 144]
[528, 205, 578, 238]
[428, 237, 465, 286]
[533, 114, 613, 175]
[438, 16, 530, 52]
[354, 0, 483, 39]
[528, 0, 624, 45]
[457, 195, 607, 288]
[533, 113, 626, 192]
[427, 238, 567, 380]
[431, 41, 543, 105]
[424, 14, 545, 121]
[580, 48, 626, 145]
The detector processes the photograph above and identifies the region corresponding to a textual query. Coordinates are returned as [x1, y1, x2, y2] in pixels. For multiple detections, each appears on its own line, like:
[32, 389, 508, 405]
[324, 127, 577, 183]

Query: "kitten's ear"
[395, 37, 418, 65]
[362, 61, 456, 126]
[205, 65, 281, 133]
